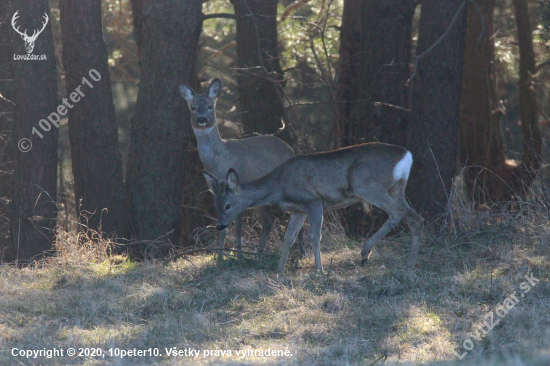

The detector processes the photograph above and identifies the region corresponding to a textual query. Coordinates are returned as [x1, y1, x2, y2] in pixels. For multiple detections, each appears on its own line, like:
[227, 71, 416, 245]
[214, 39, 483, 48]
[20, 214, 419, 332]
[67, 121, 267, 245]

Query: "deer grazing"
[179, 79, 295, 260]
[203, 143, 424, 275]
[11, 11, 49, 54]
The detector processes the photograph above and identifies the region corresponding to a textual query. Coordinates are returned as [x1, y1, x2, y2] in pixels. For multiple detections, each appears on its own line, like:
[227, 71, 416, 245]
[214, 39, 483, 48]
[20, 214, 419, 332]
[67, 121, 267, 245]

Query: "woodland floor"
[1, 205, 550, 365]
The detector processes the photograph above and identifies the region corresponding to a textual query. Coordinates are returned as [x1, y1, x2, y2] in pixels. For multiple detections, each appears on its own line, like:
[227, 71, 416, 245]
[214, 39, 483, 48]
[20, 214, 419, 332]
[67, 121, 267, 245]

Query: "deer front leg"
[306, 202, 324, 272]
[218, 229, 227, 263]
[277, 212, 307, 275]
[235, 212, 244, 261]
[256, 206, 274, 255]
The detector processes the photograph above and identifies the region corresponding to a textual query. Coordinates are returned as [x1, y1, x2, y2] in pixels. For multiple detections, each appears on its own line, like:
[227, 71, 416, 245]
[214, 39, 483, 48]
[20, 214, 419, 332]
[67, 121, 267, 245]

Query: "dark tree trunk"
[513, 0, 541, 173]
[0, 2, 15, 257]
[459, 0, 511, 203]
[336, 0, 362, 149]
[60, 0, 125, 238]
[0, 3, 15, 191]
[10, 0, 58, 263]
[459, 0, 542, 204]
[406, 0, 467, 219]
[127, 0, 202, 255]
[339, 0, 415, 148]
[337, 0, 415, 235]
[230, 0, 287, 139]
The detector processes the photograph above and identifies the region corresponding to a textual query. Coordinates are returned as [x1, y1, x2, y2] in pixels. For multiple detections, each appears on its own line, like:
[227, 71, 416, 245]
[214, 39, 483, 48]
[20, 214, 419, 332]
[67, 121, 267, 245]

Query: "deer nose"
[216, 224, 228, 231]
[197, 117, 207, 125]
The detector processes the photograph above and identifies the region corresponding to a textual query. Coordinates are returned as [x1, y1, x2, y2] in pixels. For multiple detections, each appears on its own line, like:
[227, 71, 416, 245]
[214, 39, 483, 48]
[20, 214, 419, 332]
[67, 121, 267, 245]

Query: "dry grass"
[1, 199, 550, 365]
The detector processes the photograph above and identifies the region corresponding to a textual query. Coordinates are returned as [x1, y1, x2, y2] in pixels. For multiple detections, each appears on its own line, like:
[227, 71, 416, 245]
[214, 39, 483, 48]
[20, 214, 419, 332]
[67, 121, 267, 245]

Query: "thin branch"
[162, 247, 262, 264]
[535, 60, 550, 72]
[0, 92, 14, 105]
[469, 0, 486, 43]
[373, 101, 411, 112]
[181, 204, 216, 222]
[202, 13, 239, 21]
[406, 0, 484, 86]
[367, 353, 388, 366]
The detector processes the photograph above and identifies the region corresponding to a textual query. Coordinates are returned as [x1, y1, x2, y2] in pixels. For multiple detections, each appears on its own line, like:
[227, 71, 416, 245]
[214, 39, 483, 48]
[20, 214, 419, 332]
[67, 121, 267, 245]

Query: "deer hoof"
[361, 250, 371, 266]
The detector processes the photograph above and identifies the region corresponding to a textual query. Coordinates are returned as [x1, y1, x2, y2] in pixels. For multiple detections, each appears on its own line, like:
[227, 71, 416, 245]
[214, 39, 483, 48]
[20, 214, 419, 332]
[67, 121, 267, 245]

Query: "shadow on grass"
[1, 229, 550, 365]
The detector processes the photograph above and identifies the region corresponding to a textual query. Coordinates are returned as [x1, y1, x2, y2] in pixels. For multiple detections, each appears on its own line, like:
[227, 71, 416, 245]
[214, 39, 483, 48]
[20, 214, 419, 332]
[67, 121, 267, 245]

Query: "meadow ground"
[1, 202, 550, 365]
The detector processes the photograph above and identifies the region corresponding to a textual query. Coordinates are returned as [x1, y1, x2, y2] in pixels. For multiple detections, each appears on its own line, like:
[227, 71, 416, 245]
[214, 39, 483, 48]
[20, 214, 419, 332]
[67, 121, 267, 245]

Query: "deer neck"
[241, 170, 282, 208]
[193, 122, 225, 166]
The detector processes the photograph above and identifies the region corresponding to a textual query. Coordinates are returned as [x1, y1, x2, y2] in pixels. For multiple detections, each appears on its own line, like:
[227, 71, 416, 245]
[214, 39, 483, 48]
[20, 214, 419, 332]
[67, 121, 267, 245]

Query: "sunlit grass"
[2, 203, 550, 365]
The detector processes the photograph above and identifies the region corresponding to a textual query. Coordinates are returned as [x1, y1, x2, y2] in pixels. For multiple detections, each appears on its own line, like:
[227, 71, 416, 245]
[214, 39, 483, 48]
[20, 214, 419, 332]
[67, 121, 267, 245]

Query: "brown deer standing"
[204, 143, 424, 274]
[180, 79, 295, 260]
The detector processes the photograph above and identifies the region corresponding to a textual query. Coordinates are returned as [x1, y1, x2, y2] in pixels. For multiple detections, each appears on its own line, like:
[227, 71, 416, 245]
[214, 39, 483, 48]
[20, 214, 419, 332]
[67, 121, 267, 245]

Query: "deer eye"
[191, 106, 197, 111]
[208, 106, 213, 110]
[224, 203, 231, 210]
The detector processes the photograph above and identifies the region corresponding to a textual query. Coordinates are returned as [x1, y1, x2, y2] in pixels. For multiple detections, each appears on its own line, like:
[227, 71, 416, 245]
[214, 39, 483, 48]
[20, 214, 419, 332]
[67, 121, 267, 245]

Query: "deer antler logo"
[11, 11, 49, 54]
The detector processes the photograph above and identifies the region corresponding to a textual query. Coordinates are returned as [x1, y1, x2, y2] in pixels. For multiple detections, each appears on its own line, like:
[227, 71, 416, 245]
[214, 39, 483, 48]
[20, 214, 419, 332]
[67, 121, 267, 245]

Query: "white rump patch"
[393, 151, 413, 181]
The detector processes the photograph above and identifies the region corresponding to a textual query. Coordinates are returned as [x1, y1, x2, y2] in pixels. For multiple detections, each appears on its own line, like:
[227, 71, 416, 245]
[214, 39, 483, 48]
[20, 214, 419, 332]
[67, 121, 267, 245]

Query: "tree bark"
[10, 0, 58, 263]
[338, 0, 415, 148]
[406, 0, 467, 219]
[336, 0, 362, 149]
[60, 0, 125, 238]
[126, 0, 202, 255]
[230, 0, 287, 140]
[337, 0, 415, 234]
[513, 0, 541, 173]
[459, 0, 510, 203]
[0, 1, 15, 258]
[459, 0, 542, 204]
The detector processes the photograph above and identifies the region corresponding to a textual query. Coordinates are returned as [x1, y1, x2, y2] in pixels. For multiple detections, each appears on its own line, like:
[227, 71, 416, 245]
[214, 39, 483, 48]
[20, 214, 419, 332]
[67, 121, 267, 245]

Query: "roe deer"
[203, 143, 424, 274]
[179, 79, 295, 260]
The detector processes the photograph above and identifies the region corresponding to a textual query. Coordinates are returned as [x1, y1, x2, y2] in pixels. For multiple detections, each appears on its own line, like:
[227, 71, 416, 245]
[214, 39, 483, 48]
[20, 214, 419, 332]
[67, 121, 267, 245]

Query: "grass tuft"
[2, 186, 550, 364]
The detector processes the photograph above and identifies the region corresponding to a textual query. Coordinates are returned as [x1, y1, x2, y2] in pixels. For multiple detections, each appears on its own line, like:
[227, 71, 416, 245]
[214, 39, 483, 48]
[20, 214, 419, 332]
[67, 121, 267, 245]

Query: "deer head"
[179, 79, 221, 131]
[12, 11, 49, 54]
[203, 169, 247, 231]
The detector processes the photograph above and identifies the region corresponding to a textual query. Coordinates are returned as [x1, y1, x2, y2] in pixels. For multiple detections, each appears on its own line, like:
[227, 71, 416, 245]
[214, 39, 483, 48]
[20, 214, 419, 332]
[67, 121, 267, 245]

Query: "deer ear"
[179, 84, 196, 103]
[208, 79, 222, 99]
[226, 168, 239, 191]
[203, 171, 220, 194]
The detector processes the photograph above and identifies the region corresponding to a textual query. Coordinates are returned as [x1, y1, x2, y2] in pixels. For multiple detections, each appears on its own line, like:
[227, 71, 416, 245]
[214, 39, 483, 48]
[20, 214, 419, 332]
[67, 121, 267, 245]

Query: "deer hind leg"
[356, 187, 406, 266]
[305, 201, 324, 272]
[277, 212, 307, 275]
[388, 179, 424, 268]
[256, 206, 274, 255]
[296, 228, 306, 257]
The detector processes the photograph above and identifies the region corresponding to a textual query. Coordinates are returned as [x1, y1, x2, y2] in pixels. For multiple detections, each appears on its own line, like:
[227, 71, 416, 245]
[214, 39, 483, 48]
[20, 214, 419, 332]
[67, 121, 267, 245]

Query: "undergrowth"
[1, 180, 550, 365]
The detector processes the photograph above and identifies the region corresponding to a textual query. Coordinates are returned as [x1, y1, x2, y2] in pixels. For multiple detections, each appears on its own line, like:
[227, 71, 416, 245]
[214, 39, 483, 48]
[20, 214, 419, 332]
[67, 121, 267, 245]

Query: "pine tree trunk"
[345, 0, 415, 147]
[0, 2, 15, 257]
[513, 0, 541, 173]
[10, 0, 58, 263]
[230, 0, 287, 140]
[459, 0, 511, 202]
[406, 0, 467, 219]
[337, 0, 415, 234]
[336, 0, 362, 148]
[60, 0, 125, 238]
[126, 0, 202, 256]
